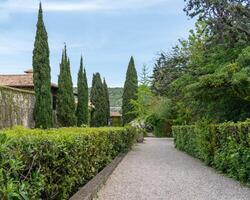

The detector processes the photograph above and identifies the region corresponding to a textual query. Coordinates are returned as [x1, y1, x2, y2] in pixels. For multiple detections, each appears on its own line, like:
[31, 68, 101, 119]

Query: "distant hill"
[74, 87, 123, 112]
[108, 87, 123, 112]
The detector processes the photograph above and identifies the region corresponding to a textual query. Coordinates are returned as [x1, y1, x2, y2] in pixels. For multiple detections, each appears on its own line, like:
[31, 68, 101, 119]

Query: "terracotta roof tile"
[110, 112, 122, 117]
[0, 70, 58, 88]
[0, 74, 34, 87]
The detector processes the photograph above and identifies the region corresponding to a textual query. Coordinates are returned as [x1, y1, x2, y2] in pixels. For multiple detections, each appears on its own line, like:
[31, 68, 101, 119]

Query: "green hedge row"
[0, 126, 137, 199]
[173, 121, 250, 185]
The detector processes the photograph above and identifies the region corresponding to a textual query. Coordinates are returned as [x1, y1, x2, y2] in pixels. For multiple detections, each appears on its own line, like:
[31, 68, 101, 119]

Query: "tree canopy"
[151, 1, 250, 125]
[184, 0, 250, 44]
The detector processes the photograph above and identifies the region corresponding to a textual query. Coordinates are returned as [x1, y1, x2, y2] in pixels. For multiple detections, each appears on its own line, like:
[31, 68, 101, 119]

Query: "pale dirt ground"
[95, 138, 250, 200]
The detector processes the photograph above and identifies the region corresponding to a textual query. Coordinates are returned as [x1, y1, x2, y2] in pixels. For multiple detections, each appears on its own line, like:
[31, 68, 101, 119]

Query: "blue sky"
[0, 0, 195, 87]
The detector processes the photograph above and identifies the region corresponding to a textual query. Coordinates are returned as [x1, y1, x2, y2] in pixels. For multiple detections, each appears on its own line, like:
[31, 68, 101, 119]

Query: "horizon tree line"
[33, 3, 138, 128]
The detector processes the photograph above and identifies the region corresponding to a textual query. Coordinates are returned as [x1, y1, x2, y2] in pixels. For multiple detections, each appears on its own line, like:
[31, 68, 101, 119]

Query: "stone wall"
[0, 86, 35, 129]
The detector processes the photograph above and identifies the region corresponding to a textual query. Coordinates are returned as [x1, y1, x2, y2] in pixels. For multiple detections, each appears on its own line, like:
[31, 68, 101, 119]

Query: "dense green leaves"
[149, 1, 250, 138]
[122, 57, 138, 125]
[32, 3, 53, 129]
[184, 0, 250, 45]
[152, 12, 250, 125]
[57, 46, 77, 127]
[0, 126, 137, 199]
[173, 121, 250, 185]
[76, 57, 89, 126]
[131, 65, 153, 121]
[151, 44, 188, 96]
[146, 97, 175, 137]
[90, 73, 107, 127]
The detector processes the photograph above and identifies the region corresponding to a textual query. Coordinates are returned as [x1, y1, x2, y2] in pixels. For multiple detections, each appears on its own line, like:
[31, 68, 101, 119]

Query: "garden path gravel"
[95, 138, 250, 200]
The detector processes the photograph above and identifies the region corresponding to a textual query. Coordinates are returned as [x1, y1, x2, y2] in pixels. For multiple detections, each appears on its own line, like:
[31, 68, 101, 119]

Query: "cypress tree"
[76, 56, 89, 126]
[32, 3, 53, 129]
[90, 73, 106, 127]
[122, 56, 138, 125]
[103, 79, 110, 125]
[57, 45, 76, 127]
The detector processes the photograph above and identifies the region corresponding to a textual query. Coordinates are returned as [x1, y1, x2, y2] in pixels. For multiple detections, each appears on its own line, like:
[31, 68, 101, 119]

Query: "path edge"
[70, 152, 127, 200]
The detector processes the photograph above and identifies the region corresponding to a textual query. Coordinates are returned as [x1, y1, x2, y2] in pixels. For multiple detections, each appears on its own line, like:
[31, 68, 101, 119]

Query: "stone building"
[0, 86, 35, 128]
[0, 69, 60, 128]
[0, 69, 58, 110]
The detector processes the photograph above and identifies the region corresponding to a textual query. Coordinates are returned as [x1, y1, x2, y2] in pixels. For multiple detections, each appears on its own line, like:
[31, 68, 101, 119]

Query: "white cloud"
[0, 0, 181, 23]
[0, 0, 175, 23]
[0, 0, 170, 13]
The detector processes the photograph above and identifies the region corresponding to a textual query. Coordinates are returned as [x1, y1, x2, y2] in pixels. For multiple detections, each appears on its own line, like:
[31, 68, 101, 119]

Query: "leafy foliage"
[57, 46, 77, 127]
[74, 87, 123, 113]
[151, 43, 188, 96]
[0, 126, 137, 199]
[139, 65, 151, 86]
[173, 121, 250, 185]
[76, 57, 89, 126]
[152, 17, 250, 125]
[32, 3, 53, 129]
[184, 0, 250, 45]
[146, 97, 175, 137]
[150, 1, 250, 136]
[131, 85, 153, 120]
[131, 65, 153, 120]
[122, 57, 138, 125]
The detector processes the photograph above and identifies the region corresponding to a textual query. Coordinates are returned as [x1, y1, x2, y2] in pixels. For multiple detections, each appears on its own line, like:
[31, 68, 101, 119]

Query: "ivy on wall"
[0, 86, 35, 129]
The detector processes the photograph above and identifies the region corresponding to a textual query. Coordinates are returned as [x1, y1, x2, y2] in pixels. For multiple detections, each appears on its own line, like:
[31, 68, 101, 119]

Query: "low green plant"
[173, 121, 250, 185]
[0, 126, 137, 199]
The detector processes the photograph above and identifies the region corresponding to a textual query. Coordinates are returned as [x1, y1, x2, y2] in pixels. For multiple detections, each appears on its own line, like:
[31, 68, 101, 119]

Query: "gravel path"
[95, 138, 250, 200]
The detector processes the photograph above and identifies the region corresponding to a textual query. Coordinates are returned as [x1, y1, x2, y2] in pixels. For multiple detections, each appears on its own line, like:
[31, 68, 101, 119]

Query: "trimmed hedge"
[173, 121, 250, 185]
[0, 126, 137, 199]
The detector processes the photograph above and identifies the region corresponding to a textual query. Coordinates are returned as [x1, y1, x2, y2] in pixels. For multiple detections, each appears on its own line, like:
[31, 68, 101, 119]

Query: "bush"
[146, 97, 175, 137]
[0, 126, 137, 199]
[146, 114, 172, 137]
[111, 117, 122, 127]
[173, 121, 250, 185]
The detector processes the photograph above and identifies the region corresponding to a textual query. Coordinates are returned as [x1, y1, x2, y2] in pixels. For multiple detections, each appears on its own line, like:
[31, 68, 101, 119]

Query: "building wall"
[0, 86, 35, 129]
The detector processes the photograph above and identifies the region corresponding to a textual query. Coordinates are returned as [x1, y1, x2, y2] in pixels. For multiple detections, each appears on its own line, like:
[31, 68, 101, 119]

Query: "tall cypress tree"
[76, 56, 89, 126]
[32, 3, 53, 129]
[57, 45, 76, 127]
[83, 68, 89, 124]
[103, 79, 110, 125]
[90, 73, 106, 127]
[122, 56, 138, 125]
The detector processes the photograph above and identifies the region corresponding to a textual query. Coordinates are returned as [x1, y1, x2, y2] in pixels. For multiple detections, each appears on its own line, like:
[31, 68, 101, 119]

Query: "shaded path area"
[95, 138, 250, 200]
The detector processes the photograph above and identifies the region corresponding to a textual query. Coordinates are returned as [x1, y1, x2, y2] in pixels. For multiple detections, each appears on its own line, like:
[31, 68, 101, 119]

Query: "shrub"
[0, 126, 137, 199]
[111, 117, 122, 127]
[146, 97, 176, 137]
[173, 121, 250, 185]
[146, 114, 172, 137]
